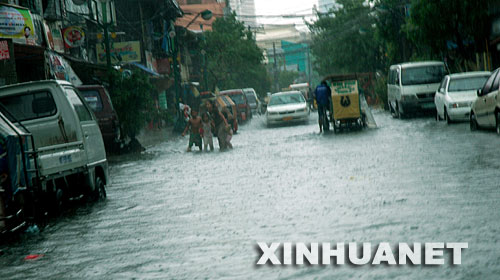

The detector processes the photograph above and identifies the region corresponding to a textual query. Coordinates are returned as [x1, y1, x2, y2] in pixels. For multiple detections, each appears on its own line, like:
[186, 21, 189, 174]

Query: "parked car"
[387, 61, 446, 118]
[470, 68, 500, 134]
[243, 88, 260, 115]
[216, 95, 239, 133]
[266, 91, 310, 126]
[434, 72, 490, 124]
[0, 80, 109, 215]
[220, 89, 252, 122]
[77, 85, 120, 152]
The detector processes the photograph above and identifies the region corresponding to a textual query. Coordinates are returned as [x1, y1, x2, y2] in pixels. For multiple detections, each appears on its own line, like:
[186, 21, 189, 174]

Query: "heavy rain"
[1, 0, 500, 279]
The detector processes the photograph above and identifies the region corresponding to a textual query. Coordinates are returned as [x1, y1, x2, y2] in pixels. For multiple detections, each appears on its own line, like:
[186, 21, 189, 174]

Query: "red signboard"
[0, 40, 10, 60]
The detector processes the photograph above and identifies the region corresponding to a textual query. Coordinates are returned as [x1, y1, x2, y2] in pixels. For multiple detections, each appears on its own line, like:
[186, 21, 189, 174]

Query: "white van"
[0, 80, 108, 213]
[387, 61, 446, 118]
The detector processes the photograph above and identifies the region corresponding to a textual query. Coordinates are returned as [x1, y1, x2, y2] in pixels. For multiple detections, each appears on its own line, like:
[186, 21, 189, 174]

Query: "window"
[388, 70, 394, 85]
[401, 65, 445, 86]
[448, 76, 489, 93]
[481, 70, 498, 95]
[228, 94, 246, 105]
[438, 77, 448, 92]
[65, 88, 93, 122]
[80, 90, 104, 112]
[0, 91, 57, 122]
[269, 93, 305, 106]
[491, 71, 500, 93]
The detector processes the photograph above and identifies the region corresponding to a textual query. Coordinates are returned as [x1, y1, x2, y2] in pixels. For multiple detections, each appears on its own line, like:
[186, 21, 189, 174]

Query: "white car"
[470, 68, 500, 134]
[266, 91, 310, 126]
[434, 72, 490, 123]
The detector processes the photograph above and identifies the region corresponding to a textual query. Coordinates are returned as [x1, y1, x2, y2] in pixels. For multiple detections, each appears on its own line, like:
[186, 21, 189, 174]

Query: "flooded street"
[1, 111, 500, 279]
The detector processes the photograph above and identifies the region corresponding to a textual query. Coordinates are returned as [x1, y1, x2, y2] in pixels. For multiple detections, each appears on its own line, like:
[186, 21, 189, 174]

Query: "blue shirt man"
[314, 81, 332, 132]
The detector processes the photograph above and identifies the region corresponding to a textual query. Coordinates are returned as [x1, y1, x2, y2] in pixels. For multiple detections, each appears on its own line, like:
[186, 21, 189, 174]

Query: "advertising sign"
[331, 80, 359, 95]
[0, 5, 35, 42]
[0, 40, 9, 60]
[62, 26, 85, 48]
[96, 41, 141, 64]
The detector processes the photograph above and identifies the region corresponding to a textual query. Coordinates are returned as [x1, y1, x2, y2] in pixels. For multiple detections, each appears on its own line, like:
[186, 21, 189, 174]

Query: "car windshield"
[246, 94, 257, 104]
[448, 76, 489, 92]
[227, 93, 245, 105]
[269, 93, 305, 106]
[402, 65, 445, 85]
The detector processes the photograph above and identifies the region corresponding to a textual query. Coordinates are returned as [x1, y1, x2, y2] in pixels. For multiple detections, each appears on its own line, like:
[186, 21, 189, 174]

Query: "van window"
[388, 70, 394, 85]
[401, 65, 445, 86]
[0, 91, 57, 122]
[481, 70, 498, 95]
[65, 88, 93, 122]
[80, 90, 104, 112]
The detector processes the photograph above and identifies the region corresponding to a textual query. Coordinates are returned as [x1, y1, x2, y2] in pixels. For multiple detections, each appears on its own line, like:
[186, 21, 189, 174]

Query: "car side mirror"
[477, 89, 482, 96]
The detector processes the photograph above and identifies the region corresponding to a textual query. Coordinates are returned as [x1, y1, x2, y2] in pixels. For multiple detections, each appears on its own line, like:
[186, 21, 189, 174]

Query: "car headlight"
[296, 108, 307, 113]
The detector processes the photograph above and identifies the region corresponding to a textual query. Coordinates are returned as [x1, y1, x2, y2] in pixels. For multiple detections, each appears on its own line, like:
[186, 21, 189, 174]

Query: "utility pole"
[101, 1, 113, 94]
[306, 45, 312, 87]
[273, 42, 279, 92]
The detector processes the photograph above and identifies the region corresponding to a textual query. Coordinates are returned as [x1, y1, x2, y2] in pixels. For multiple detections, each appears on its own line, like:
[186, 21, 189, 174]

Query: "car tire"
[92, 176, 106, 201]
[445, 109, 452, 125]
[396, 101, 405, 119]
[470, 112, 478, 131]
[390, 101, 397, 118]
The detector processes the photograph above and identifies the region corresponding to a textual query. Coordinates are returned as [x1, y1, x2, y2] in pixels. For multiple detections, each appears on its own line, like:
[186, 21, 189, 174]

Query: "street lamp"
[185, 10, 213, 29]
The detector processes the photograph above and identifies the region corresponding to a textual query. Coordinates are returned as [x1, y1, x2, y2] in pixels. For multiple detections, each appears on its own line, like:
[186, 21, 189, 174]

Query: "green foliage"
[374, 74, 388, 110]
[203, 14, 271, 95]
[405, 0, 491, 71]
[107, 70, 155, 138]
[276, 70, 300, 90]
[309, 0, 381, 76]
[310, 0, 494, 78]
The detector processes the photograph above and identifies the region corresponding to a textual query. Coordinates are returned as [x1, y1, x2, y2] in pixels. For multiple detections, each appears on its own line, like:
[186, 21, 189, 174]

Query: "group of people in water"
[182, 100, 233, 152]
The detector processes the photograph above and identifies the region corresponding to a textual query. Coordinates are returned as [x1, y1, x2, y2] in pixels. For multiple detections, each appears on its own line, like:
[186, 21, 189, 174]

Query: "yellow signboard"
[96, 41, 141, 64]
[332, 80, 358, 95]
[332, 93, 360, 120]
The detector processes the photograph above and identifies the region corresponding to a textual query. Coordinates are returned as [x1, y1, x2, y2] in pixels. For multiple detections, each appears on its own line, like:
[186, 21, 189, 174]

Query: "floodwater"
[1, 111, 500, 279]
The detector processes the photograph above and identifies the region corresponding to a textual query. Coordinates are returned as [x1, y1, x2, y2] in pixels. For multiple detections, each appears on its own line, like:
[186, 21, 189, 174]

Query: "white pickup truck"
[0, 80, 108, 213]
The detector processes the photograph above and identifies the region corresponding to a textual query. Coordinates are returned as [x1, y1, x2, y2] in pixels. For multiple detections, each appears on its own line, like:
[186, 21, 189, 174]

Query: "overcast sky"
[254, 0, 318, 28]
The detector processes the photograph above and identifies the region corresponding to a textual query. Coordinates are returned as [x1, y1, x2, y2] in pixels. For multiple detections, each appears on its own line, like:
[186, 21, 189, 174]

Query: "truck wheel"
[92, 177, 106, 201]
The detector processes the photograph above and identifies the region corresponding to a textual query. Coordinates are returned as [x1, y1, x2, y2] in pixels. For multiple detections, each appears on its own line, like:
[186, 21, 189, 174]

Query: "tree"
[309, 0, 382, 76]
[373, 0, 413, 68]
[405, 0, 491, 71]
[277, 70, 300, 90]
[203, 14, 271, 96]
[108, 69, 155, 138]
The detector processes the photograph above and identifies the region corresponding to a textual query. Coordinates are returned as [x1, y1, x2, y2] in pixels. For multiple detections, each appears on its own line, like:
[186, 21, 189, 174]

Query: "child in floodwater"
[201, 112, 214, 151]
[182, 109, 202, 152]
[225, 125, 233, 149]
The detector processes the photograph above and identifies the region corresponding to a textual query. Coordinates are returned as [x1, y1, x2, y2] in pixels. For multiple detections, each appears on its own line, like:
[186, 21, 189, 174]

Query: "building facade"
[318, 0, 337, 13]
[228, 0, 256, 28]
